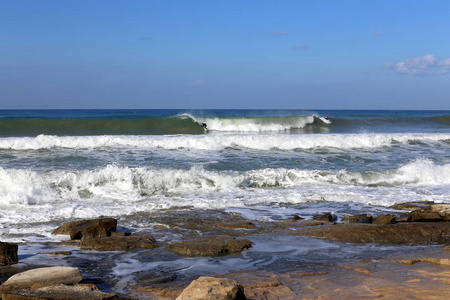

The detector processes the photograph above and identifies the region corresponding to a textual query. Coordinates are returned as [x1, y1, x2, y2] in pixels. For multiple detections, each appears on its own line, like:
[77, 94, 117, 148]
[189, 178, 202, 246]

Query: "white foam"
[1, 159, 449, 228]
[0, 133, 449, 151]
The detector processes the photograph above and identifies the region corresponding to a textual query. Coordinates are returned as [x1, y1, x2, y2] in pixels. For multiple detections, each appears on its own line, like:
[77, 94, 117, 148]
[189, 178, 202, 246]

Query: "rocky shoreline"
[1, 201, 449, 299]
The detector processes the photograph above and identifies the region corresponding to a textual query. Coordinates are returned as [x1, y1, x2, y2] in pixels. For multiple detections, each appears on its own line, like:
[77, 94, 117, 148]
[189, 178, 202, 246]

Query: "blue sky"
[1, 0, 449, 109]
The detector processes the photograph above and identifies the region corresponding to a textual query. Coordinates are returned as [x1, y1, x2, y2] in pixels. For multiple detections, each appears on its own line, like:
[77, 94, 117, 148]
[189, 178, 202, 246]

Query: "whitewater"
[0, 109, 449, 242]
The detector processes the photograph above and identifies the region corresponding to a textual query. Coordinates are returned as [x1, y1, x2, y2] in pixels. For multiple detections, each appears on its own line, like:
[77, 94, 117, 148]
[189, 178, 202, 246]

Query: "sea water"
[1, 109, 449, 294]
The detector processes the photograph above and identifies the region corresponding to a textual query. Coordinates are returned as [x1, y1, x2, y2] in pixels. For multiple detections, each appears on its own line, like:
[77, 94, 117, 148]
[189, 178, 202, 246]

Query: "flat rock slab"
[52, 218, 118, 240]
[1, 267, 82, 292]
[167, 237, 254, 257]
[80, 236, 158, 251]
[295, 222, 450, 245]
[2, 284, 117, 300]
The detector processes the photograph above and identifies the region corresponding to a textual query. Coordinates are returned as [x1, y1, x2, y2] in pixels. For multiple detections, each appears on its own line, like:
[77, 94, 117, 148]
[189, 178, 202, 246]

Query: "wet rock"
[80, 236, 158, 251]
[292, 214, 304, 221]
[52, 218, 118, 240]
[342, 214, 373, 224]
[409, 210, 444, 222]
[110, 231, 132, 237]
[176, 276, 246, 300]
[40, 251, 72, 256]
[398, 204, 450, 222]
[312, 212, 337, 222]
[372, 214, 397, 224]
[395, 257, 450, 266]
[217, 221, 256, 229]
[395, 214, 412, 222]
[390, 201, 434, 211]
[2, 283, 117, 300]
[167, 237, 253, 257]
[431, 204, 450, 221]
[0, 242, 18, 266]
[296, 222, 450, 245]
[0, 266, 83, 292]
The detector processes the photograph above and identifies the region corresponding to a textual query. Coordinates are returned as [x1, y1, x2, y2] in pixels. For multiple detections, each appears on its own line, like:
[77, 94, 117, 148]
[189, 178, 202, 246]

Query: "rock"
[0, 266, 83, 292]
[409, 210, 444, 222]
[40, 251, 72, 256]
[312, 212, 337, 222]
[296, 222, 450, 245]
[80, 236, 158, 251]
[0, 242, 18, 266]
[292, 214, 304, 221]
[395, 214, 412, 222]
[430, 204, 450, 221]
[167, 237, 253, 257]
[2, 283, 117, 300]
[176, 276, 246, 300]
[390, 201, 434, 211]
[110, 231, 132, 237]
[397, 204, 450, 222]
[52, 218, 118, 240]
[372, 214, 397, 224]
[217, 221, 256, 229]
[342, 214, 373, 224]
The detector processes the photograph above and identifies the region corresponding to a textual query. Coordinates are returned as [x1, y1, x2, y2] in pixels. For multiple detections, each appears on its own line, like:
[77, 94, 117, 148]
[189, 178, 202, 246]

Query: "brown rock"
[52, 218, 118, 240]
[176, 276, 246, 300]
[0, 266, 83, 292]
[431, 204, 450, 221]
[0, 242, 18, 266]
[342, 214, 373, 224]
[372, 214, 397, 224]
[312, 212, 337, 222]
[167, 237, 253, 257]
[395, 213, 412, 222]
[409, 210, 444, 222]
[217, 222, 256, 229]
[80, 236, 158, 251]
[390, 201, 434, 211]
[2, 283, 117, 300]
[110, 231, 131, 237]
[296, 222, 450, 245]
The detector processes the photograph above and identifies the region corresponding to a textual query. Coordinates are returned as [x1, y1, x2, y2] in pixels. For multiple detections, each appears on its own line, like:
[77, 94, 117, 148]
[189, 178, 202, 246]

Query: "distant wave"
[0, 133, 449, 150]
[0, 113, 330, 136]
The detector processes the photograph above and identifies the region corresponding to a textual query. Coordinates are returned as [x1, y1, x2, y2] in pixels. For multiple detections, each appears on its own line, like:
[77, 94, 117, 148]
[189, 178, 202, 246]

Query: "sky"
[1, 0, 450, 110]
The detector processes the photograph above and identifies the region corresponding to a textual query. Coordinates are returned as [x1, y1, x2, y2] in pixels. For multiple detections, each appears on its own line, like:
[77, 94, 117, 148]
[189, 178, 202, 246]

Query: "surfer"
[202, 122, 208, 130]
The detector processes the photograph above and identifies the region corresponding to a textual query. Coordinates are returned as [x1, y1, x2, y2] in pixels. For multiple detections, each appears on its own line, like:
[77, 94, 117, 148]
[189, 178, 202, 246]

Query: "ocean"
[1, 109, 450, 295]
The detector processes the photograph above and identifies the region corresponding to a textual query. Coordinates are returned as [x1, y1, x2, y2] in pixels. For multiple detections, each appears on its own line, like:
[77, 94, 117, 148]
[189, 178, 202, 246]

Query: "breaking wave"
[0, 133, 449, 151]
[1, 159, 449, 208]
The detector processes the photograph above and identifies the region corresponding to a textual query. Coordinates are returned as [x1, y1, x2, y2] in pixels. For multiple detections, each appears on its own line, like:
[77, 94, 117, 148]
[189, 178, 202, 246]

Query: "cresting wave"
[0, 114, 327, 136]
[1, 159, 449, 208]
[1, 133, 449, 150]
[187, 114, 330, 132]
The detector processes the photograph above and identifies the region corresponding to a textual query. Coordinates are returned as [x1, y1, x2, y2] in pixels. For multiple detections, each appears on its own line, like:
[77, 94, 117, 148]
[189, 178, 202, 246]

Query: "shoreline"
[1, 203, 449, 299]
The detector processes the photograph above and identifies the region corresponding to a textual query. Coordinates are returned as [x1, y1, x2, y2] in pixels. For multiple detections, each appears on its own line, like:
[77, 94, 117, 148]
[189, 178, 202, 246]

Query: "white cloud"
[439, 58, 450, 69]
[386, 54, 450, 75]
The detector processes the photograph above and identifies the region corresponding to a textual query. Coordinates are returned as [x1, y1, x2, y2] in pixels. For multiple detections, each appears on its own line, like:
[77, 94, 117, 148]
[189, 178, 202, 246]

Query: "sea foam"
[0, 133, 449, 151]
